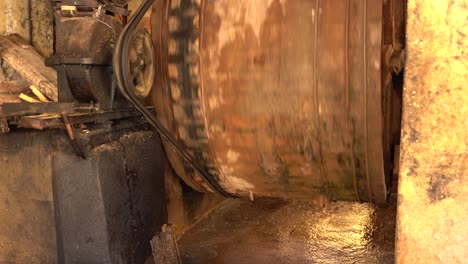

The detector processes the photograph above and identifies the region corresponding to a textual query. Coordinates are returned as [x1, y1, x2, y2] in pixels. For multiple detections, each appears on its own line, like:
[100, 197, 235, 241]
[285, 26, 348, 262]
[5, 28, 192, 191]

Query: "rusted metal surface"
[396, 1, 468, 263]
[15, 108, 143, 130]
[48, 14, 122, 108]
[129, 27, 155, 99]
[152, 0, 401, 203]
[0, 102, 74, 117]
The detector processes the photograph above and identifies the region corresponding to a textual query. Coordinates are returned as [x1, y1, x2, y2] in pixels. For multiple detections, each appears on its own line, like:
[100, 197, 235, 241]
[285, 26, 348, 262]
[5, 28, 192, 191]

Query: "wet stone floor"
[177, 198, 396, 264]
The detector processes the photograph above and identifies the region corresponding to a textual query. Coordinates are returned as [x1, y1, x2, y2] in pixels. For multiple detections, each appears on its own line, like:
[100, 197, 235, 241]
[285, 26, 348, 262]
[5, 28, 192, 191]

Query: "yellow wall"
[396, 0, 468, 263]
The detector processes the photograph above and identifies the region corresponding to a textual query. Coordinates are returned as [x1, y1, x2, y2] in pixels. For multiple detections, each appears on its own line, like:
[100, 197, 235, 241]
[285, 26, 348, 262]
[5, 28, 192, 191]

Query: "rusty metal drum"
[151, 0, 396, 204]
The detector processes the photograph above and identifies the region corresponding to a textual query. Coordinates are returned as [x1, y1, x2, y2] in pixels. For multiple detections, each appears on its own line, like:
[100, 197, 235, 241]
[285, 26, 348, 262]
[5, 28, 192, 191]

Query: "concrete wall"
[396, 0, 468, 263]
[0, 0, 53, 57]
[0, 129, 167, 263]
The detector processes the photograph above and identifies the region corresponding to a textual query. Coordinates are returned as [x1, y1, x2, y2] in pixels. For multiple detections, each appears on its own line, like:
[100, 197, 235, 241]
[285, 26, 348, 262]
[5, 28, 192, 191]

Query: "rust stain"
[153, 0, 394, 203]
[199, 0, 387, 201]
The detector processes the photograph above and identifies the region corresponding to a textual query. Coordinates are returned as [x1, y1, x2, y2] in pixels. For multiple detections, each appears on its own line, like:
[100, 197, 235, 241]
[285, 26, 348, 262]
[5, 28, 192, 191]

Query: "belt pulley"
[112, 0, 236, 198]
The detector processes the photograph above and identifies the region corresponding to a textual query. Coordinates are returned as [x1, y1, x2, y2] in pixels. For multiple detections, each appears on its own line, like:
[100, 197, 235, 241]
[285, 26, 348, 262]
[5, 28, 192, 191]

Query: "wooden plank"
[0, 34, 58, 101]
[19, 93, 41, 103]
[30, 85, 51, 102]
[0, 80, 29, 94]
[0, 94, 21, 103]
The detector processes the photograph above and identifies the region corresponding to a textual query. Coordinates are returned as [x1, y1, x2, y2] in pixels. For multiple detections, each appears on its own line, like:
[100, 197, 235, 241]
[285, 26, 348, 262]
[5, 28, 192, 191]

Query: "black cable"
[113, 0, 236, 198]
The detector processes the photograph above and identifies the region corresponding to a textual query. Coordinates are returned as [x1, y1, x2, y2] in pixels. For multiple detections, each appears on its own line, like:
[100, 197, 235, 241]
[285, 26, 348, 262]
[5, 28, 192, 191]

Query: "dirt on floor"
[178, 198, 396, 264]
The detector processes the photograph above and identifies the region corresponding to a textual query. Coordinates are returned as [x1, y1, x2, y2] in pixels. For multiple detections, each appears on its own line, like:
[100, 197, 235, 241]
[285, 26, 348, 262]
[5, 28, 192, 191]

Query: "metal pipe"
[25, 0, 32, 45]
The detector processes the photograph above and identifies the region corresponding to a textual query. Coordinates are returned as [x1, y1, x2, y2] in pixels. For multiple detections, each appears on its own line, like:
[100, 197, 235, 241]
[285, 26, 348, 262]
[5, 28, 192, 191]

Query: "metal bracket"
[0, 102, 74, 117]
[62, 113, 88, 159]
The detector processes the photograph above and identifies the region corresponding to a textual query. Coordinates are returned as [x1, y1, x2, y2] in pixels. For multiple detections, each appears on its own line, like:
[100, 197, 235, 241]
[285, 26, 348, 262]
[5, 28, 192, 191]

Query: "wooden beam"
[0, 80, 29, 94]
[19, 93, 41, 103]
[0, 94, 21, 103]
[0, 34, 58, 101]
[30, 85, 51, 102]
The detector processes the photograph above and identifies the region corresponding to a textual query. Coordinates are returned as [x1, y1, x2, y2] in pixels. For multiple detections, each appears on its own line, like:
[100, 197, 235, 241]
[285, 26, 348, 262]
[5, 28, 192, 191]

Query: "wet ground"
[178, 198, 396, 264]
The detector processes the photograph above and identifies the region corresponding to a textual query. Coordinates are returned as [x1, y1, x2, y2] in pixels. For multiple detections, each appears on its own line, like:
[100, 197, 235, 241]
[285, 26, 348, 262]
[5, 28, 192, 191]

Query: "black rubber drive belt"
[113, 0, 236, 198]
